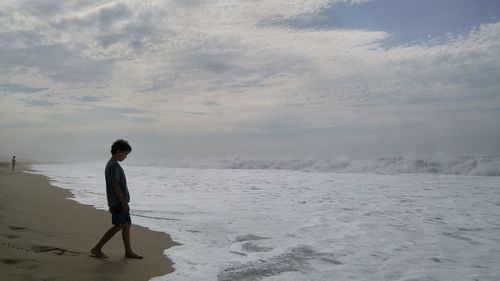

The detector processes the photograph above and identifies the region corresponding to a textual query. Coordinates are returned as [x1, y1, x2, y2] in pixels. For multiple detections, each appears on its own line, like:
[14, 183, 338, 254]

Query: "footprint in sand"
[9, 226, 27, 231]
[2, 241, 30, 252]
[3, 226, 24, 239]
[0, 258, 24, 265]
[3, 226, 80, 256]
[32, 245, 80, 256]
[1, 242, 79, 256]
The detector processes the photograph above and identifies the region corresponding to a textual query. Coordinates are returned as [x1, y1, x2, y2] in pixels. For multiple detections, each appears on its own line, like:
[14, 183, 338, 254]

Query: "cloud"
[75, 95, 103, 102]
[24, 99, 56, 107]
[0, 83, 47, 94]
[0, 33, 114, 82]
[49, 106, 155, 126]
[4, 122, 36, 129]
[1, 0, 499, 159]
[21, 1, 64, 17]
[275, 0, 500, 46]
[96, 3, 131, 30]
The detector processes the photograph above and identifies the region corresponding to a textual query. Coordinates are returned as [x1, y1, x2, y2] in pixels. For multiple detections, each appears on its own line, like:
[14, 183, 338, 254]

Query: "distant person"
[11, 156, 15, 172]
[91, 139, 142, 259]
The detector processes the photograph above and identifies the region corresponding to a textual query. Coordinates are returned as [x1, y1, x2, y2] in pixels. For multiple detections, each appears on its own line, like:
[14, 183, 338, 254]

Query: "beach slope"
[0, 164, 176, 281]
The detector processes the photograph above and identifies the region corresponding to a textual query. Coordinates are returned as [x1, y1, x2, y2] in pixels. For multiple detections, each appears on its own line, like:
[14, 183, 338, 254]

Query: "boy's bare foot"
[125, 252, 143, 259]
[90, 248, 108, 258]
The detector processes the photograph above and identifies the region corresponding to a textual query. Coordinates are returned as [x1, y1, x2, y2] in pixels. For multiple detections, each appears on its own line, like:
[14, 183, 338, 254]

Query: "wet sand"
[0, 163, 177, 281]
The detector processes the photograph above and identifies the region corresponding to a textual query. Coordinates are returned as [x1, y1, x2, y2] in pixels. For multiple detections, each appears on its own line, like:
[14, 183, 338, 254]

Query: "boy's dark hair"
[111, 139, 132, 154]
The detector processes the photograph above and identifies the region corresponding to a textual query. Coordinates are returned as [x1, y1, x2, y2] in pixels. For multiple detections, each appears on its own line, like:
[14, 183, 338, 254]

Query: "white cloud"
[1, 0, 499, 159]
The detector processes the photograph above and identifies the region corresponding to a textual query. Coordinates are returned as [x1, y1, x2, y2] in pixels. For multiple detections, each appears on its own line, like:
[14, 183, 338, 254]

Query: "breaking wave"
[158, 156, 500, 176]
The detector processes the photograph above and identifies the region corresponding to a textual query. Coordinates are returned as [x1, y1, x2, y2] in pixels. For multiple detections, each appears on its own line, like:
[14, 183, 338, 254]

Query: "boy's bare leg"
[91, 224, 123, 258]
[122, 222, 143, 259]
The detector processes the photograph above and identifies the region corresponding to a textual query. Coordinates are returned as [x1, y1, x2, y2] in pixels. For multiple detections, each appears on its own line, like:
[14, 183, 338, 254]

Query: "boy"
[91, 139, 142, 259]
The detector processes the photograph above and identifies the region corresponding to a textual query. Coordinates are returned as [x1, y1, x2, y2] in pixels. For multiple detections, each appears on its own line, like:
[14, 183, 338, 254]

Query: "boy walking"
[91, 139, 142, 259]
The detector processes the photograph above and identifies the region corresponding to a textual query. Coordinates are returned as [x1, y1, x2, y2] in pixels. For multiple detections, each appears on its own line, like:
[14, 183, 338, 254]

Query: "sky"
[1, 0, 500, 162]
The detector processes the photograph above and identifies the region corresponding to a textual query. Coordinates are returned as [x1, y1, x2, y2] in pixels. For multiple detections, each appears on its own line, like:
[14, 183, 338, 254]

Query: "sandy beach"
[0, 163, 176, 281]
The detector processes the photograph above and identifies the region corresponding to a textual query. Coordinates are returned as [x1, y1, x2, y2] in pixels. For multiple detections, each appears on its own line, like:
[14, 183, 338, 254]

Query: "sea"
[30, 156, 500, 281]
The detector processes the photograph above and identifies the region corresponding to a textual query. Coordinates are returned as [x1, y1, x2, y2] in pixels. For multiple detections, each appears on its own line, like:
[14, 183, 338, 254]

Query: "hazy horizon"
[1, 0, 500, 162]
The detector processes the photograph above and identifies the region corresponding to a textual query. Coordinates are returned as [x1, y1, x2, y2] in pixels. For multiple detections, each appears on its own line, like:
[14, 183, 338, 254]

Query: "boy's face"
[116, 150, 130, 161]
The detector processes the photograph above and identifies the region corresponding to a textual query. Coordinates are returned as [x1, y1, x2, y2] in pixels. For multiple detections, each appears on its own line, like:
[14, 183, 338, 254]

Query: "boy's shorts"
[109, 205, 131, 225]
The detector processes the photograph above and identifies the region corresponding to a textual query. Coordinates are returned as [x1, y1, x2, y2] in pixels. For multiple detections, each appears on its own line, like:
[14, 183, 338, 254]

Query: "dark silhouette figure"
[91, 139, 142, 259]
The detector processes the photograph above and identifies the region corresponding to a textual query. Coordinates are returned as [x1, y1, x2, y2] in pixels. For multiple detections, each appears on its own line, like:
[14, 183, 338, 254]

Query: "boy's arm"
[112, 179, 129, 212]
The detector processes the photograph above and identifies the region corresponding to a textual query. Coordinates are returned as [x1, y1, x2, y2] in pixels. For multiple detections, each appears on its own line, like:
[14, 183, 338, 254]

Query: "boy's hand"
[122, 202, 130, 212]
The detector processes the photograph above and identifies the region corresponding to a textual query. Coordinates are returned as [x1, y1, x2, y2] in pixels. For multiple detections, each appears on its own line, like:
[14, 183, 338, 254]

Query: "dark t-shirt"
[105, 159, 130, 207]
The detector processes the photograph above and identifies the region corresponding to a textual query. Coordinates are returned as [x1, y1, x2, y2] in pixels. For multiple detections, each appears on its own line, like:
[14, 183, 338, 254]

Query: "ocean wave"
[153, 156, 500, 176]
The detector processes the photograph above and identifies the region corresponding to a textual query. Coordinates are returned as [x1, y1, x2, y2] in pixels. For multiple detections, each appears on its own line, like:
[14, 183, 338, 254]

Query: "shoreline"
[0, 163, 176, 281]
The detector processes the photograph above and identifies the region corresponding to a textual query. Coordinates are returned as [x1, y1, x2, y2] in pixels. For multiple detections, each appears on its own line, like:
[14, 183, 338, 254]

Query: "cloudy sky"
[1, 0, 499, 161]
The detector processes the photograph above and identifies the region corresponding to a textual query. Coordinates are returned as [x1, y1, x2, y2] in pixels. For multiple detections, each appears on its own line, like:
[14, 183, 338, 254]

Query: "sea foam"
[30, 163, 500, 281]
[133, 155, 500, 176]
